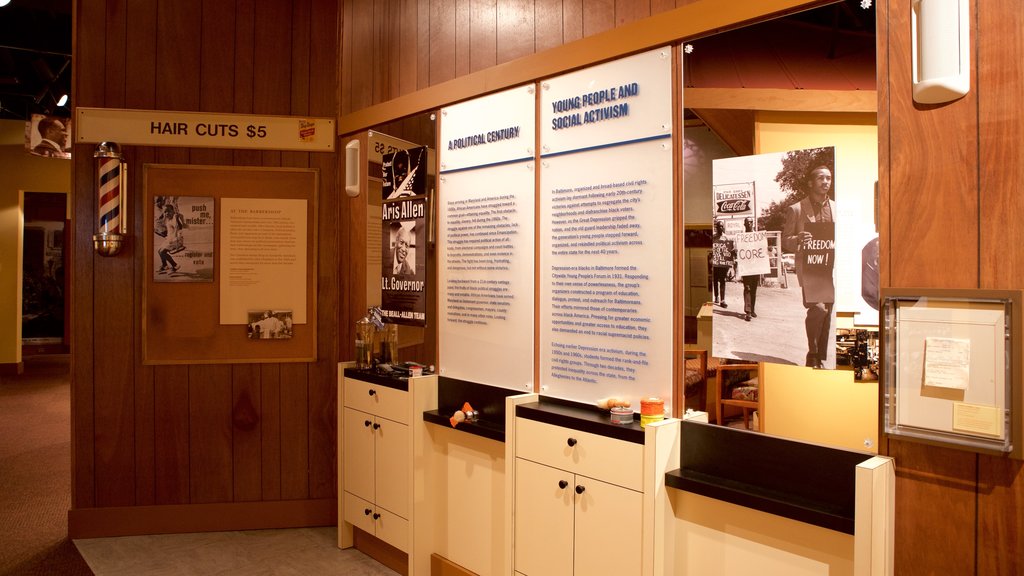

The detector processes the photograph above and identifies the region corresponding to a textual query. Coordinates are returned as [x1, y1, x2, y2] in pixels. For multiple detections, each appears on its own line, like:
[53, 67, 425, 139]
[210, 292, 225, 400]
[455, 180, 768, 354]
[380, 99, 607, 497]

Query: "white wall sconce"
[912, 0, 970, 104]
[345, 139, 361, 197]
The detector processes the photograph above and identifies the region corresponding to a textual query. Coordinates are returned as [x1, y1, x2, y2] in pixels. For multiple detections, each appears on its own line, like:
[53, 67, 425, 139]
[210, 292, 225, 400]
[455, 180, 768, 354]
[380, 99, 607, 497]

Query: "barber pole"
[98, 154, 121, 234]
[93, 142, 127, 256]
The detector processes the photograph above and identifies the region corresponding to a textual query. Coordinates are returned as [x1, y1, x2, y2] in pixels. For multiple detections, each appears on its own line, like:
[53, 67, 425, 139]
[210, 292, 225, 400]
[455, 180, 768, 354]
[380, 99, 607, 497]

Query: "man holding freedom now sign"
[736, 217, 769, 321]
[783, 164, 836, 369]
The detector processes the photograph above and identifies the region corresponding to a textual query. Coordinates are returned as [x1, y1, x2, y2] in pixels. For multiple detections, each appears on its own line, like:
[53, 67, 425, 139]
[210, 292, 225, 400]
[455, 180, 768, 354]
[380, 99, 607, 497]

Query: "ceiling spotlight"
[57, 93, 68, 107]
[0, 0, 11, 7]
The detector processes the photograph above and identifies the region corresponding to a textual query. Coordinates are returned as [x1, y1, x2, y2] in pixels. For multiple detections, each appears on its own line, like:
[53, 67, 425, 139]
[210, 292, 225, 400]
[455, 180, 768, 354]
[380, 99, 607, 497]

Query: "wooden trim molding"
[337, 0, 831, 135]
[0, 362, 23, 377]
[68, 498, 336, 539]
[685, 88, 877, 113]
[431, 553, 477, 576]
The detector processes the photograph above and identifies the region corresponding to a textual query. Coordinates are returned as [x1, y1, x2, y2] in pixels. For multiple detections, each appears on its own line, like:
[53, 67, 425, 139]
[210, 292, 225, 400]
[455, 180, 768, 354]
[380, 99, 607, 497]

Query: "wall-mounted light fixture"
[912, 0, 970, 104]
[345, 139, 361, 197]
[93, 142, 127, 256]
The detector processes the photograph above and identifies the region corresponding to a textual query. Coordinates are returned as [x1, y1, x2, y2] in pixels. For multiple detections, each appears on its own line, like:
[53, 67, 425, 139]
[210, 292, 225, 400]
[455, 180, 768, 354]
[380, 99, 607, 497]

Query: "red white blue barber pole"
[93, 142, 127, 256]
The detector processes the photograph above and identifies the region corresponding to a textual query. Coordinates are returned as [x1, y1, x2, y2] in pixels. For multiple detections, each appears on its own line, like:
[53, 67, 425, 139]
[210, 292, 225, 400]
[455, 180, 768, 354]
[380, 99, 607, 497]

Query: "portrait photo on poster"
[380, 213, 427, 326]
[153, 196, 215, 283]
[25, 114, 71, 159]
[246, 309, 293, 340]
[712, 146, 838, 369]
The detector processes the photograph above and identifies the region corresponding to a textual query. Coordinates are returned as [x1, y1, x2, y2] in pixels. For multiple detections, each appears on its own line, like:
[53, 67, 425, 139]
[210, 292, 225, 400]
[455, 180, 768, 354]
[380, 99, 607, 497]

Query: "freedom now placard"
[75, 108, 335, 152]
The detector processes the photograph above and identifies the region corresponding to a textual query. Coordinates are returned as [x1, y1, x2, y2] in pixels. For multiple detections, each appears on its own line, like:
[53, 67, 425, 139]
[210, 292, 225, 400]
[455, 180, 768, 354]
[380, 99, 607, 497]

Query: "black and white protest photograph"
[246, 309, 293, 340]
[712, 146, 838, 369]
[153, 196, 215, 282]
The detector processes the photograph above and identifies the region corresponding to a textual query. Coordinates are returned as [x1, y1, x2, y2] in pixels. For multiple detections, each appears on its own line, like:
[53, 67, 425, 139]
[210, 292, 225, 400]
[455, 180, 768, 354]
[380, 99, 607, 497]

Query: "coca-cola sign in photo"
[712, 182, 754, 218]
[716, 198, 751, 214]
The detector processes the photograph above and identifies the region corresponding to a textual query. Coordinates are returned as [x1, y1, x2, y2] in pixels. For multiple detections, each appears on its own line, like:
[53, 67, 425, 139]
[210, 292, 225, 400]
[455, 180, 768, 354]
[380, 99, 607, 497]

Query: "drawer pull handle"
[575, 485, 586, 494]
[364, 420, 371, 427]
[364, 508, 372, 516]
[566, 438, 577, 447]
[368, 389, 377, 396]
[558, 480, 568, 489]
[372, 423, 381, 430]
[372, 513, 381, 520]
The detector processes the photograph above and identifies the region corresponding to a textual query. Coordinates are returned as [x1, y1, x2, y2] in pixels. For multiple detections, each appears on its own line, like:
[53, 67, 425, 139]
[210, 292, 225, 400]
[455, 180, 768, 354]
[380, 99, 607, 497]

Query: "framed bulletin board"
[882, 288, 1021, 458]
[143, 164, 318, 364]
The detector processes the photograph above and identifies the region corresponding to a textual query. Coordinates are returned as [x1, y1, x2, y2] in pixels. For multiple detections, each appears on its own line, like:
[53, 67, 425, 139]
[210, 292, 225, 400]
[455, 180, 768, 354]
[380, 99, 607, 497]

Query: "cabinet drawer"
[344, 378, 409, 423]
[343, 491, 376, 534]
[343, 491, 409, 553]
[375, 507, 409, 552]
[515, 417, 642, 491]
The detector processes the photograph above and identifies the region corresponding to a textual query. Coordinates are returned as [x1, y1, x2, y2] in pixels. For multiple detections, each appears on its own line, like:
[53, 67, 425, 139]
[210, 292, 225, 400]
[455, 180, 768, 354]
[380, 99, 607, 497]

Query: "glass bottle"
[355, 312, 374, 369]
[380, 322, 399, 366]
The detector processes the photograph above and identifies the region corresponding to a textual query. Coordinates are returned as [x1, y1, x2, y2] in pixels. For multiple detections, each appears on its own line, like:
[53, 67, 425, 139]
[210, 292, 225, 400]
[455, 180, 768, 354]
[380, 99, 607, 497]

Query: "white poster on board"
[539, 47, 674, 410]
[219, 197, 308, 324]
[439, 85, 536, 390]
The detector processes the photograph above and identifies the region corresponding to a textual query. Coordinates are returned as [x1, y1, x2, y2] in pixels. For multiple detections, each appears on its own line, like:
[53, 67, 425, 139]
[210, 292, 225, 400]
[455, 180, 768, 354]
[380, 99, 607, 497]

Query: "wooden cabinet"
[513, 457, 641, 576]
[340, 374, 412, 552]
[508, 398, 676, 576]
[338, 368, 437, 576]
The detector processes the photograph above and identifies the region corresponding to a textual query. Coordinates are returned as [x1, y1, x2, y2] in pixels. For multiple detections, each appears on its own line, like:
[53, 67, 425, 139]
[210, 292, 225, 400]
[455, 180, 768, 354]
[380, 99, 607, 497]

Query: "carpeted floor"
[0, 354, 93, 575]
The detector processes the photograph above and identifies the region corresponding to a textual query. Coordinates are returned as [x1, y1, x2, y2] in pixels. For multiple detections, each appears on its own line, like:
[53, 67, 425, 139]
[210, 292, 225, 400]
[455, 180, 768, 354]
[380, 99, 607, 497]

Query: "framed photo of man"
[26, 114, 72, 159]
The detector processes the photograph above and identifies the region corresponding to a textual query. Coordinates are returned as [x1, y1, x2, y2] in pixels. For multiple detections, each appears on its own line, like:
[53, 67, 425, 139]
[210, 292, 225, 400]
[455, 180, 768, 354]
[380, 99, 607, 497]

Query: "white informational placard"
[539, 47, 674, 410]
[219, 198, 308, 324]
[540, 48, 672, 155]
[438, 85, 536, 390]
[441, 85, 535, 173]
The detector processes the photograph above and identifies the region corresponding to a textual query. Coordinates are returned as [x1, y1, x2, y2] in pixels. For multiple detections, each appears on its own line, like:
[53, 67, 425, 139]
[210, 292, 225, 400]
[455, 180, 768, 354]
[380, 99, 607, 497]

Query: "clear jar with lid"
[355, 311, 374, 369]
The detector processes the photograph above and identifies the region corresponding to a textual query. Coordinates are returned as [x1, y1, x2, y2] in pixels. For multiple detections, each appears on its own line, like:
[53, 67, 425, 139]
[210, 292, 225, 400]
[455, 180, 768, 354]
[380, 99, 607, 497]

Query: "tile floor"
[74, 527, 399, 576]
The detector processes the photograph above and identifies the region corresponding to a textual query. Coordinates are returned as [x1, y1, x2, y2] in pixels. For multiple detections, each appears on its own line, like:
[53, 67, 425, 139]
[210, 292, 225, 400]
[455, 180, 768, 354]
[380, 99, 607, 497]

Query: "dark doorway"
[22, 191, 68, 355]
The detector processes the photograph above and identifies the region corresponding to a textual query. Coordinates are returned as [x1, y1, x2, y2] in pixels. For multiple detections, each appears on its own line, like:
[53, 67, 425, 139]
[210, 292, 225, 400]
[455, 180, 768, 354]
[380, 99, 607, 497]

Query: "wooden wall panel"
[73, 0, 339, 536]
[154, 365, 190, 504]
[976, 1, 1024, 574]
[232, 365, 263, 502]
[71, 0, 105, 512]
[614, 0, 650, 27]
[877, 0, 1024, 574]
[124, 0, 159, 507]
[885, 0, 977, 289]
[258, 364, 283, 500]
[189, 365, 234, 504]
[497, 0, 534, 64]
[562, 0, 583, 44]
[889, 442, 976, 575]
[156, 0, 202, 111]
[978, 0, 1024, 290]
[280, 363, 311, 499]
[455, 0, 470, 78]
[430, 0, 458, 84]
[307, 0, 340, 501]
[401, 0, 421, 95]
[535, 0, 566, 53]
[470, 0, 497, 73]
[583, 0, 614, 36]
